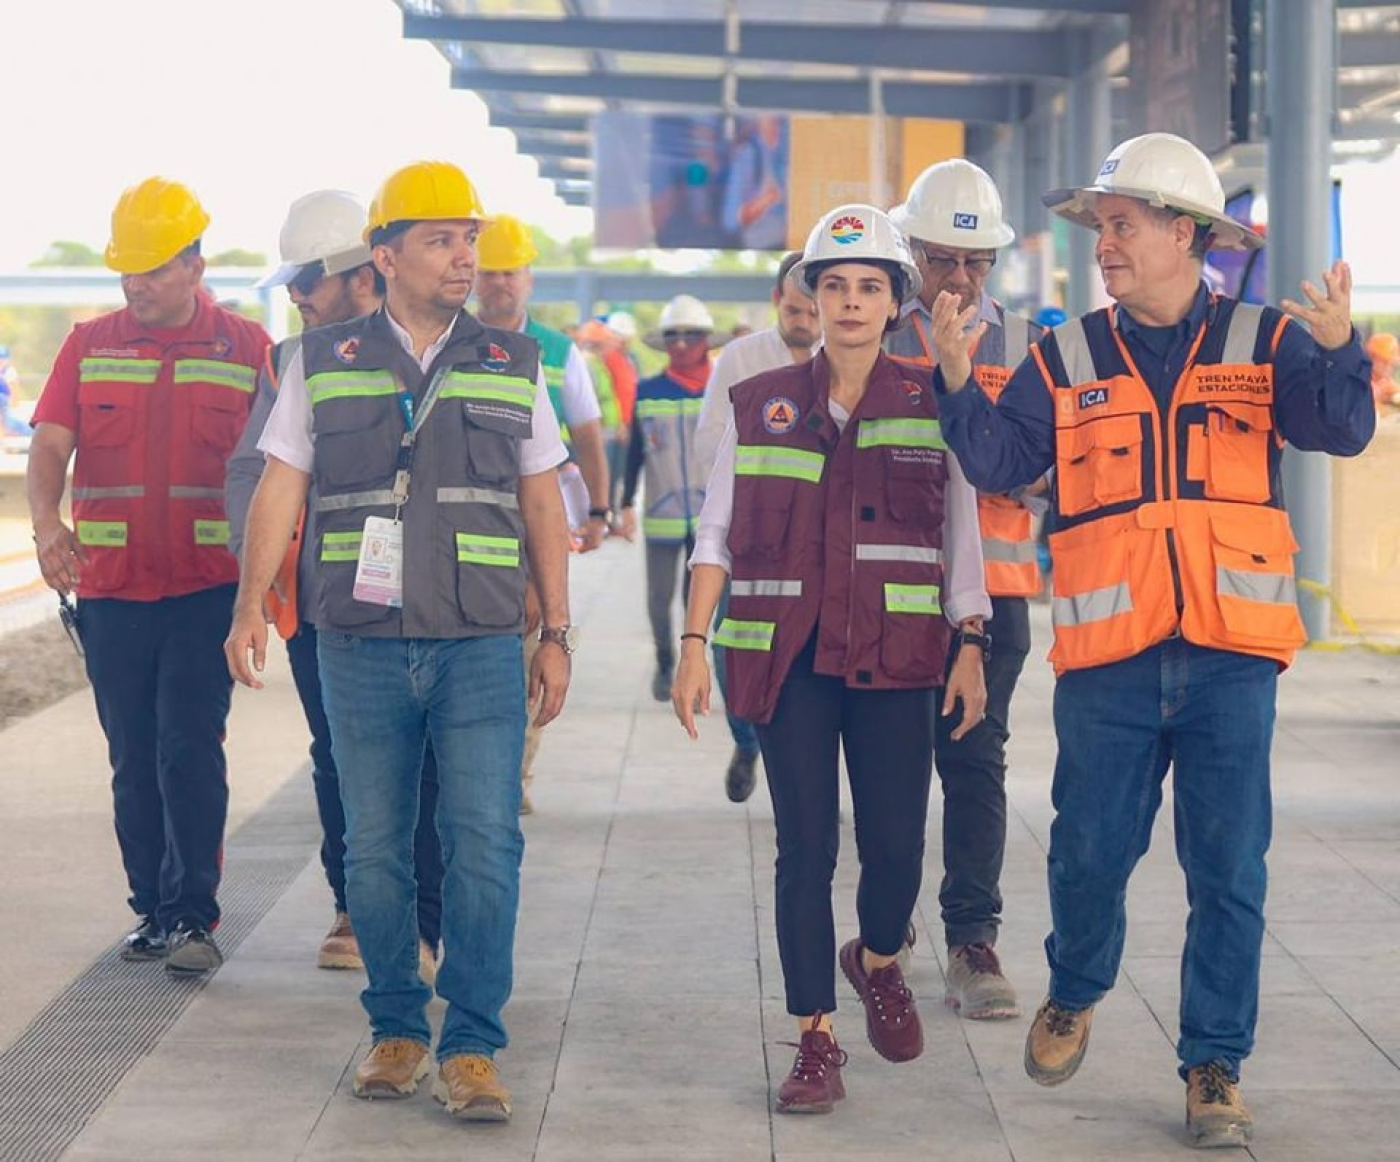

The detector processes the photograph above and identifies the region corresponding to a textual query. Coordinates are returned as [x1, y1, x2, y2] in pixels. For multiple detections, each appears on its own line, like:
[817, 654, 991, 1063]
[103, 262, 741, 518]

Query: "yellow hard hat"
[364, 160, 489, 242]
[475, 214, 539, 271]
[104, 177, 210, 274]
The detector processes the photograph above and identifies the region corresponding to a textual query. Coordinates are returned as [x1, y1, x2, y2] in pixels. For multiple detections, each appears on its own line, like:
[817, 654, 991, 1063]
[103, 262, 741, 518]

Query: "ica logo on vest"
[1077, 387, 1109, 409]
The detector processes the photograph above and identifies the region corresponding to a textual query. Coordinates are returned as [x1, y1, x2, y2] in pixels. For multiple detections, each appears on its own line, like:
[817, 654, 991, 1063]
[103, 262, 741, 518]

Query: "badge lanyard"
[390, 365, 451, 519]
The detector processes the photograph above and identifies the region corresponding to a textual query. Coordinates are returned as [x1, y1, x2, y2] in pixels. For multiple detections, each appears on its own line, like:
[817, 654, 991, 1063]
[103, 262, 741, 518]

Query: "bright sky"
[0, 0, 591, 271]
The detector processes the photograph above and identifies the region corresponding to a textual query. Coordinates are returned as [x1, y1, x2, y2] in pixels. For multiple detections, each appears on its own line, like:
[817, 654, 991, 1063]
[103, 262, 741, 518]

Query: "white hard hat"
[257, 189, 375, 289]
[1042, 132, 1262, 252]
[791, 203, 923, 303]
[605, 309, 638, 341]
[894, 159, 1016, 250]
[644, 295, 728, 350]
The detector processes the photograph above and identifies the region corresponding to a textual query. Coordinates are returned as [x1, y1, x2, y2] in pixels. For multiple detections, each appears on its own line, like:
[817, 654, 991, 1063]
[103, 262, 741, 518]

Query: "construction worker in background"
[885, 158, 1044, 1021]
[474, 212, 609, 814]
[672, 204, 989, 1114]
[693, 251, 819, 803]
[602, 310, 640, 522]
[27, 177, 269, 975]
[226, 160, 573, 1124]
[225, 190, 443, 980]
[1365, 331, 1400, 407]
[933, 131, 1375, 1147]
[621, 294, 727, 701]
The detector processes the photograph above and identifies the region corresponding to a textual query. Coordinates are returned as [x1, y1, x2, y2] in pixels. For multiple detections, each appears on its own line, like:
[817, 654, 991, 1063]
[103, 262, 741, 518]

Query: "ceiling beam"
[408, 14, 1073, 79]
[514, 135, 591, 160]
[537, 157, 593, 182]
[456, 68, 1029, 123]
[557, 189, 592, 208]
[488, 110, 591, 134]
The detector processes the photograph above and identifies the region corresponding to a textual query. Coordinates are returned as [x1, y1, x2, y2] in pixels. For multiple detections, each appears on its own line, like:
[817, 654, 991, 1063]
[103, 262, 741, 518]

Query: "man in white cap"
[931, 131, 1374, 1148]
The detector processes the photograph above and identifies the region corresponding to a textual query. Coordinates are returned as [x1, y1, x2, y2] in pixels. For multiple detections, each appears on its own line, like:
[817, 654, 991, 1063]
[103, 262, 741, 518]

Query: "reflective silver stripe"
[1221, 303, 1266, 366]
[169, 485, 224, 499]
[71, 485, 145, 499]
[436, 487, 519, 509]
[1003, 309, 1030, 364]
[1052, 582, 1133, 627]
[854, 544, 943, 564]
[316, 489, 398, 512]
[729, 578, 803, 597]
[1217, 565, 1296, 606]
[1054, 316, 1097, 386]
[981, 536, 1039, 564]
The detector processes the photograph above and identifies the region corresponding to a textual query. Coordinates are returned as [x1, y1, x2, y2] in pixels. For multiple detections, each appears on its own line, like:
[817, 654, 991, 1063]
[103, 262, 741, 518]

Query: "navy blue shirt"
[938, 283, 1376, 494]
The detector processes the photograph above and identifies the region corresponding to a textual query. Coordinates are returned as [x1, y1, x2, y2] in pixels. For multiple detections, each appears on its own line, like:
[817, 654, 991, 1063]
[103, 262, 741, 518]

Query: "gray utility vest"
[301, 308, 539, 638]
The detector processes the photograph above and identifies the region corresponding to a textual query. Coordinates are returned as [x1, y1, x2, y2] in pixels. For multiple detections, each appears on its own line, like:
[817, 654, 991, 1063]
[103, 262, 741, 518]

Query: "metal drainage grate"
[0, 771, 319, 1161]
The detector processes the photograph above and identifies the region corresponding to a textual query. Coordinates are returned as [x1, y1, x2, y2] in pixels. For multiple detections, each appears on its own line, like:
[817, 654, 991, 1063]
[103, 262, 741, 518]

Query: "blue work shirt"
[937, 282, 1375, 495]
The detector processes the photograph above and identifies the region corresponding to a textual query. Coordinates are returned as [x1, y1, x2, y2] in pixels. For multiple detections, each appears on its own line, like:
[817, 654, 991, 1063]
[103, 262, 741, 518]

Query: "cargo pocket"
[462, 404, 525, 485]
[78, 385, 138, 481]
[878, 582, 946, 683]
[884, 456, 945, 526]
[1209, 508, 1305, 649]
[314, 526, 397, 629]
[1056, 414, 1144, 517]
[1203, 402, 1272, 504]
[728, 479, 795, 562]
[454, 528, 525, 629]
[312, 403, 399, 494]
[189, 385, 247, 456]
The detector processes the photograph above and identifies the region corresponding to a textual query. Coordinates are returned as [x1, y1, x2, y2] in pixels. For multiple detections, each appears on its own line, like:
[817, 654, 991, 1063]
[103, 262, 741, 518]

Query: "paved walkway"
[1, 538, 1398, 1160]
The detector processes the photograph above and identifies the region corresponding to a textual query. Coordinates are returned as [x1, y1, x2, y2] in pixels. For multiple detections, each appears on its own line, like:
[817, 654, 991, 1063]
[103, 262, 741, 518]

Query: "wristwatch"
[952, 627, 992, 663]
[538, 624, 579, 655]
[588, 507, 613, 523]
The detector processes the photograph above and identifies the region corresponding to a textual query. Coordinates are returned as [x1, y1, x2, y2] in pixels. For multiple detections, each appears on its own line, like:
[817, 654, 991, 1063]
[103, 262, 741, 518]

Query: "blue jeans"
[1046, 638, 1277, 1075]
[317, 632, 526, 1060]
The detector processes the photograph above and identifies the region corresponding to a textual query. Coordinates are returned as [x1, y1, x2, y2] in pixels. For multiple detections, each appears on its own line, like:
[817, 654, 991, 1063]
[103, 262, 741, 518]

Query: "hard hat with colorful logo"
[104, 177, 210, 275]
[257, 190, 374, 289]
[791, 203, 922, 303]
[476, 213, 540, 272]
[605, 310, 638, 341]
[363, 160, 490, 243]
[1043, 132, 1262, 252]
[643, 294, 727, 350]
[891, 159, 1016, 250]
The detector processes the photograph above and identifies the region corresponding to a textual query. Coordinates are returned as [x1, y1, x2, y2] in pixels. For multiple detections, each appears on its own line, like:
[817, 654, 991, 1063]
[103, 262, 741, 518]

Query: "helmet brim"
[1042, 185, 1264, 252]
[642, 330, 730, 352]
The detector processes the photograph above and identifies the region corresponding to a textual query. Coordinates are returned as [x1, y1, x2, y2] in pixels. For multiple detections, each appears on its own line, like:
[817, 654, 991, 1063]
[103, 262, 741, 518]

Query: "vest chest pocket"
[1056, 414, 1143, 517]
[883, 453, 945, 525]
[189, 384, 247, 454]
[462, 404, 525, 485]
[79, 385, 138, 448]
[1202, 401, 1273, 503]
[313, 402, 400, 493]
[729, 478, 796, 561]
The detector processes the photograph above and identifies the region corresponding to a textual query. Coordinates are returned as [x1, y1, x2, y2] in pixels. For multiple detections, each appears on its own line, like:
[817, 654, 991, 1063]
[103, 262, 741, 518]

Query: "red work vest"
[67, 300, 266, 600]
[715, 353, 951, 725]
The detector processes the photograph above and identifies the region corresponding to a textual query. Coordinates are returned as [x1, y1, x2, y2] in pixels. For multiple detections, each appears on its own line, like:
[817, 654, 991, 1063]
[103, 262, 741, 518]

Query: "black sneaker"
[165, 921, 223, 975]
[725, 748, 759, 802]
[651, 666, 672, 702]
[121, 916, 167, 961]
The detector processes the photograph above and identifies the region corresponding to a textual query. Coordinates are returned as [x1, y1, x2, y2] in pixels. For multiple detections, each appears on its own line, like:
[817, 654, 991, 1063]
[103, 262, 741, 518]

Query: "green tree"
[32, 240, 104, 267]
[207, 248, 267, 267]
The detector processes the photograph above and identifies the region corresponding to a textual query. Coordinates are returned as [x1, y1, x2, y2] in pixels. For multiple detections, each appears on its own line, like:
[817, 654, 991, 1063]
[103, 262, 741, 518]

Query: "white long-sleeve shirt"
[694, 325, 798, 484]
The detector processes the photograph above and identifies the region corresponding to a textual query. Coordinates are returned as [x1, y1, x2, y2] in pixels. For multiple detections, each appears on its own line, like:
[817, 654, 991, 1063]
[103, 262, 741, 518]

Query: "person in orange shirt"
[1365, 332, 1400, 407]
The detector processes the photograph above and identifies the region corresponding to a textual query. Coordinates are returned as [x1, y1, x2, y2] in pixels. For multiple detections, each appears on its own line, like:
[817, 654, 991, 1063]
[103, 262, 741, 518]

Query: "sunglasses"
[288, 262, 327, 296]
[919, 248, 996, 277]
[662, 329, 708, 345]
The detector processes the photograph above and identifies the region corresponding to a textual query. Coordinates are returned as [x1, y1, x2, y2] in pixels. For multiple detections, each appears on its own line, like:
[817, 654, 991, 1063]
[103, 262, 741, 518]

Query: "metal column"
[1063, 34, 1111, 317]
[1266, 0, 1336, 640]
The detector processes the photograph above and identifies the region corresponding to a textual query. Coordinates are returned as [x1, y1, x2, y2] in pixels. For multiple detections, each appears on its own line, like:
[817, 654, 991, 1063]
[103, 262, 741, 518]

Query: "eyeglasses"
[288, 262, 327, 296]
[918, 248, 996, 277]
[662, 329, 708, 345]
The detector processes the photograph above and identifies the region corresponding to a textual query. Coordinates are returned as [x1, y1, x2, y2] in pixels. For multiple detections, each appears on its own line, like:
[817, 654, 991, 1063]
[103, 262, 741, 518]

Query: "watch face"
[563, 625, 580, 651]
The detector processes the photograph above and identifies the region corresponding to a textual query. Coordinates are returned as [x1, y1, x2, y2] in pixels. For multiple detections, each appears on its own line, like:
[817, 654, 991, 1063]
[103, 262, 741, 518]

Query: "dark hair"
[803, 258, 905, 334]
[178, 240, 201, 261]
[776, 251, 803, 293]
[368, 220, 412, 248]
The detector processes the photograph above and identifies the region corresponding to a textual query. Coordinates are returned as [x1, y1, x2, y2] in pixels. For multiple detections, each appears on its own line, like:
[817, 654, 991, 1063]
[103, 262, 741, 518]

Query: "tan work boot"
[1186, 1061, 1253, 1149]
[317, 912, 363, 971]
[1024, 999, 1094, 1086]
[945, 943, 1021, 1020]
[433, 1053, 512, 1122]
[352, 1038, 431, 1099]
[418, 939, 437, 988]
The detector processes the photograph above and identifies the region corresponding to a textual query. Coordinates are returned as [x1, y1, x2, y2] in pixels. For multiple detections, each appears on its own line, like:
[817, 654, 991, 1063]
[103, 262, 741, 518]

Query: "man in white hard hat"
[886, 158, 1045, 1023]
[621, 294, 727, 700]
[226, 190, 443, 980]
[931, 131, 1375, 1148]
[602, 310, 640, 518]
[693, 252, 819, 803]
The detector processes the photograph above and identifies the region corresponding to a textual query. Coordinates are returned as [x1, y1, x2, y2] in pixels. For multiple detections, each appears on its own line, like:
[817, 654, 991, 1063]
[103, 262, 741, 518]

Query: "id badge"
[352, 516, 404, 608]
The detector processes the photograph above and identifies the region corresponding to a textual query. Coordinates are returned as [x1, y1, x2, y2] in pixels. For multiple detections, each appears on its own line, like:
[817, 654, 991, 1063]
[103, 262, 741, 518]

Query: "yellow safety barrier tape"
[1297, 578, 1400, 656]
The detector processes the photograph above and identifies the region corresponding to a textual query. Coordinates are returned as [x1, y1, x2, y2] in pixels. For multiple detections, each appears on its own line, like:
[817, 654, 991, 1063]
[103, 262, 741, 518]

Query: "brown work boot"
[316, 912, 362, 971]
[1024, 999, 1094, 1086]
[1186, 1061, 1253, 1149]
[775, 1026, 848, 1114]
[944, 943, 1021, 1020]
[839, 938, 924, 1063]
[352, 1038, 431, 1099]
[433, 1053, 512, 1122]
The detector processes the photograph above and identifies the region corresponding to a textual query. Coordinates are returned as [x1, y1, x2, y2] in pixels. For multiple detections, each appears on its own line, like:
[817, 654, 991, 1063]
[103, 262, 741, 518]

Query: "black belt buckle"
[57, 594, 84, 658]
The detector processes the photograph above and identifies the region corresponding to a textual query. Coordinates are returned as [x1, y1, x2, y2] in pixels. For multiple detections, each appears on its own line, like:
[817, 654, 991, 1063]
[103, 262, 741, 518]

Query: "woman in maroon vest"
[672, 204, 991, 1115]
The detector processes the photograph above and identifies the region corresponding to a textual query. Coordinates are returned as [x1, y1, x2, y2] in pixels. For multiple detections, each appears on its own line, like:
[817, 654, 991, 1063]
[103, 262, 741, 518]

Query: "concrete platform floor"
[1, 537, 1398, 1160]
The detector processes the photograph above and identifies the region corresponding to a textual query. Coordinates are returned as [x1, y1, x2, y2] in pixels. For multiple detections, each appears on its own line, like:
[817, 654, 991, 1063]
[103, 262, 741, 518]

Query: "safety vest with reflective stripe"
[716, 352, 951, 725]
[63, 298, 267, 599]
[1033, 297, 1305, 672]
[302, 307, 538, 638]
[634, 372, 706, 543]
[525, 317, 575, 440]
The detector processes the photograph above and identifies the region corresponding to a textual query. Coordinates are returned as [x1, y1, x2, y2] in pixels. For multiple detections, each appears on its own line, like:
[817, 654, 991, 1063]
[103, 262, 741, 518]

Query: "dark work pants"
[285, 622, 443, 949]
[932, 595, 1030, 948]
[756, 638, 937, 1018]
[81, 585, 235, 932]
[644, 534, 694, 673]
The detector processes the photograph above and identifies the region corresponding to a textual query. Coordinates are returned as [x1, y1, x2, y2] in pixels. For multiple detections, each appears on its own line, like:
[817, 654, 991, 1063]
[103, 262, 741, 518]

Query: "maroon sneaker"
[839, 938, 924, 1062]
[775, 1027, 848, 1114]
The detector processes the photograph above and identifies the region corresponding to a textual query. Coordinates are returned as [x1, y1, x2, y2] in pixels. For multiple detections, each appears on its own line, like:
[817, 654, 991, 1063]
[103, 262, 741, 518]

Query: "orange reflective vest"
[1033, 299, 1304, 673]
[260, 340, 303, 641]
[890, 304, 1041, 597]
[65, 301, 266, 600]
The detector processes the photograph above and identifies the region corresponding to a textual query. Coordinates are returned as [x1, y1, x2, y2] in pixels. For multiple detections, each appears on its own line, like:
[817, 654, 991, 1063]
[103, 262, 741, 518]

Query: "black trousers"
[81, 585, 235, 932]
[756, 638, 936, 1018]
[285, 622, 444, 948]
[932, 595, 1030, 947]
